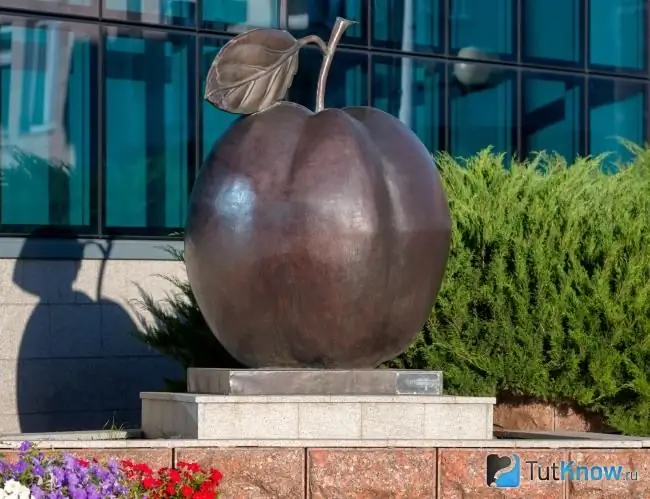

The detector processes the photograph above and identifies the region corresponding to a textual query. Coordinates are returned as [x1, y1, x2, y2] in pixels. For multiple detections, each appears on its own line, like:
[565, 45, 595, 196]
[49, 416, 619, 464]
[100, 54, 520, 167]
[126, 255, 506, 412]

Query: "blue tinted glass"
[589, 0, 647, 73]
[288, 0, 364, 46]
[449, 0, 515, 61]
[104, 27, 195, 233]
[200, 37, 239, 162]
[588, 77, 647, 166]
[288, 47, 367, 111]
[202, 0, 278, 32]
[521, 71, 585, 161]
[103, 0, 195, 27]
[0, 0, 98, 17]
[522, 0, 583, 67]
[372, 0, 442, 53]
[0, 17, 96, 231]
[371, 55, 444, 153]
[449, 63, 517, 158]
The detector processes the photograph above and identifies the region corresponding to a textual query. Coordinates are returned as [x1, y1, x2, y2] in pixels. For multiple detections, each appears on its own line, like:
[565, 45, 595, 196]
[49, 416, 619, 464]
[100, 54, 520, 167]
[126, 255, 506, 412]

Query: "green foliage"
[387, 147, 650, 435]
[131, 247, 243, 390]
[134, 148, 650, 435]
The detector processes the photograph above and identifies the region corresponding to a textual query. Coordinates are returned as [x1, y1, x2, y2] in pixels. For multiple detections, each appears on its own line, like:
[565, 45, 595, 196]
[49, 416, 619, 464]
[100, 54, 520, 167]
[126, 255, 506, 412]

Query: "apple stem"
[296, 34, 328, 55]
[314, 17, 356, 113]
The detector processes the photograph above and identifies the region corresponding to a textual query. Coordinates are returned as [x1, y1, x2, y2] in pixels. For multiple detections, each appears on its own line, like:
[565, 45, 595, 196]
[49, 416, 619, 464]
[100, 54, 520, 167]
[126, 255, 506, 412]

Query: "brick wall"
[0, 258, 185, 433]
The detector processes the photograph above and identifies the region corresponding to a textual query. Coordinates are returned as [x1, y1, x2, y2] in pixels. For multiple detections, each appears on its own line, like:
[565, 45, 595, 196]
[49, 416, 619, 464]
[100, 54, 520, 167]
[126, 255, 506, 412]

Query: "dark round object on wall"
[185, 102, 451, 368]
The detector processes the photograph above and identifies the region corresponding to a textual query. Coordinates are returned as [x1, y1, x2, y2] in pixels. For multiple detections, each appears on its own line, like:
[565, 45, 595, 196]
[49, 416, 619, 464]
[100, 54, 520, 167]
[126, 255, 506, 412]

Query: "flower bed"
[0, 442, 222, 498]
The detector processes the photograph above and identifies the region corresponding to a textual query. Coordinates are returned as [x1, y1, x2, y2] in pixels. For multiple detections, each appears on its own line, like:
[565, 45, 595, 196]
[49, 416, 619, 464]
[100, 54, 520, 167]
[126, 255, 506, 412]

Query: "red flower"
[168, 469, 181, 483]
[199, 482, 213, 492]
[135, 463, 154, 475]
[142, 476, 161, 489]
[210, 468, 223, 484]
[120, 459, 221, 498]
[77, 459, 90, 468]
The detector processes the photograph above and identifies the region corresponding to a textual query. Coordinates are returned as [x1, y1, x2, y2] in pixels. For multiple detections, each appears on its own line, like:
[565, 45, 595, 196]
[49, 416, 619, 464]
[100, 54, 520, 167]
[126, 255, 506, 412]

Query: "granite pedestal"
[141, 369, 495, 442]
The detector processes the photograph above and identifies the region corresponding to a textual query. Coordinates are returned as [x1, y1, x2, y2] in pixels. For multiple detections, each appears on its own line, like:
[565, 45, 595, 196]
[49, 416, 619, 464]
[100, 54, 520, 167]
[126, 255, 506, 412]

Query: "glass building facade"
[0, 0, 648, 239]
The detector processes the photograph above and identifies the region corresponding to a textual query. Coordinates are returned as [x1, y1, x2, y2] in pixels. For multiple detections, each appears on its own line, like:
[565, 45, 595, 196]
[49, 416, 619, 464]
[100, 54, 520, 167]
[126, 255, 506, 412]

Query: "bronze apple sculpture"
[185, 18, 452, 368]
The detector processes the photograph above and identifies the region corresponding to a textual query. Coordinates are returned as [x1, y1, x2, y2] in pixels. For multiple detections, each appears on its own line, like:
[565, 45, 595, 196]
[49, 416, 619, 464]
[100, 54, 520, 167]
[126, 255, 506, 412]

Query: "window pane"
[372, 0, 442, 53]
[448, 63, 517, 157]
[588, 77, 647, 166]
[103, 0, 196, 27]
[288, 47, 368, 111]
[522, 0, 583, 68]
[104, 27, 195, 234]
[521, 71, 585, 161]
[371, 54, 444, 153]
[0, 0, 98, 18]
[0, 17, 96, 232]
[202, 0, 278, 32]
[200, 37, 238, 163]
[287, 0, 364, 46]
[589, 0, 647, 74]
[449, 0, 516, 61]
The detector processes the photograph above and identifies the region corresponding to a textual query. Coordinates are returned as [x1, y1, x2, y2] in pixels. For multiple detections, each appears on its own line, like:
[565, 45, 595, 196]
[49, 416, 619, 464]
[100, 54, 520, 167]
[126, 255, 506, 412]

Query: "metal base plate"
[187, 368, 443, 396]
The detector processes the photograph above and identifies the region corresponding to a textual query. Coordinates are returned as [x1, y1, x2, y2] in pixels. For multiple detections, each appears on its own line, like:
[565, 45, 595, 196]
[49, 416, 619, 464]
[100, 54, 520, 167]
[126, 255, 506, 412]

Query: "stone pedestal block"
[140, 392, 495, 442]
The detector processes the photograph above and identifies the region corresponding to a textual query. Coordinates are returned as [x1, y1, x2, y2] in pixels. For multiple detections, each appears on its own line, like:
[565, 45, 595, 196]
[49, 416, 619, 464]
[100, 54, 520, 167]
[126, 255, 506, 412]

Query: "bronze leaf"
[204, 28, 303, 115]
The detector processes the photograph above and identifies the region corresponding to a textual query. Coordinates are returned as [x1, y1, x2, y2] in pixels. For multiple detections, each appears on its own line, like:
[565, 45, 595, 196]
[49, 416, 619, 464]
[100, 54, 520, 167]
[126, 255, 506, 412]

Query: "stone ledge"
[0, 237, 182, 260]
[141, 392, 495, 404]
[0, 438, 647, 449]
[141, 392, 494, 441]
[0, 429, 142, 441]
[495, 429, 645, 441]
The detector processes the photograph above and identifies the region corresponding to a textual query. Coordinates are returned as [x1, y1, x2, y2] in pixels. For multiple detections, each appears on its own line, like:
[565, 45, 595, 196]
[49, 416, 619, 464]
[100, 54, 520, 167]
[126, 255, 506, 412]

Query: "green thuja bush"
[387, 146, 650, 435]
[132, 248, 242, 391]
[134, 147, 650, 435]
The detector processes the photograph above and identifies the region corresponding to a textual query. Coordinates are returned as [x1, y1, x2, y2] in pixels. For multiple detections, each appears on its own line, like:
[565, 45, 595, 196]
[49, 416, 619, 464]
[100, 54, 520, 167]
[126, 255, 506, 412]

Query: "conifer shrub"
[134, 147, 650, 435]
[132, 247, 243, 390]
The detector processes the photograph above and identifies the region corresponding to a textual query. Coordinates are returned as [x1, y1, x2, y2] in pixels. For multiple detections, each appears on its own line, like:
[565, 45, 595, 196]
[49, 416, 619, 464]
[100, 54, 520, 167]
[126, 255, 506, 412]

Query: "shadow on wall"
[11, 228, 179, 433]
